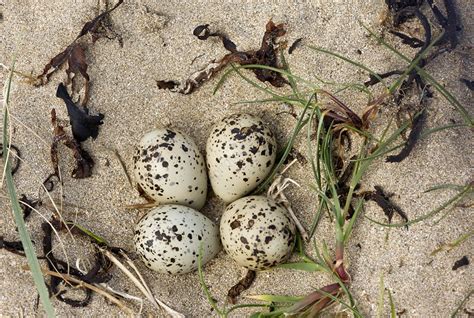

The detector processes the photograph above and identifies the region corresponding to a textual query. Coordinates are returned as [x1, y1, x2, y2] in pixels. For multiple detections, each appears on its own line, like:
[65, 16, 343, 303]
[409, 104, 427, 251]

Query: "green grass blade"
[307, 45, 388, 90]
[3, 64, 56, 317]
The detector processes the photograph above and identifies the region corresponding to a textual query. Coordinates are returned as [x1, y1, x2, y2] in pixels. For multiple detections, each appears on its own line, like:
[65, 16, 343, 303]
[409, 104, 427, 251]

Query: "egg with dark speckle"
[133, 128, 207, 210]
[220, 196, 296, 270]
[206, 114, 277, 203]
[134, 205, 221, 274]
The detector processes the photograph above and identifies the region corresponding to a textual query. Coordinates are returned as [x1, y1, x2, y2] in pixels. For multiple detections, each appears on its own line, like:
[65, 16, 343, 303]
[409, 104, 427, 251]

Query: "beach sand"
[0, 0, 472, 316]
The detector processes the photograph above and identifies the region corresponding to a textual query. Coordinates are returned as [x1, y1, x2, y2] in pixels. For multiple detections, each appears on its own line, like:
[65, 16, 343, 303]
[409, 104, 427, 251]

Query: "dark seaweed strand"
[460, 79, 474, 91]
[365, 70, 404, 86]
[386, 109, 426, 163]
[0, 143, 21, 175]
[227, 270, 257, 304]
[426, 0, 459, 49]
[41, 221, 112, 307]
[389, 30, 424, 48]
[288, 38, 303, 54]
[42, 222, 93, 307]
[367, 186, 409, 223]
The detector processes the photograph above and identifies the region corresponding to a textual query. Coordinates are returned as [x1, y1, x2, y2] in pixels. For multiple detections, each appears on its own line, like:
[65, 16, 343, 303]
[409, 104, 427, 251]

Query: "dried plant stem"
[267, 159, 309, 241]
[42, 269, 134, 315]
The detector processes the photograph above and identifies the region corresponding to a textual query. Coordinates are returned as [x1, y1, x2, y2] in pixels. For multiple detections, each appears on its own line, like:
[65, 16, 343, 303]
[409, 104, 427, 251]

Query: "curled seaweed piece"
[157, 20, 288, 94]
[56, 83, 104, 142]
[50, 109, 95, 179]
[366, 186, 408, 224]
[0, 143, 21, 175]
[227, 270, 256, 304]
[41, 220, 112, 307]
[386, 109, 426, 163]
[288, 38, 303, 54]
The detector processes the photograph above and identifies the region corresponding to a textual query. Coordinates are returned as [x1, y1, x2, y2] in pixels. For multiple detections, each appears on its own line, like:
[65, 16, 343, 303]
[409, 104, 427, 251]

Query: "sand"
[0, 0, 473, 317]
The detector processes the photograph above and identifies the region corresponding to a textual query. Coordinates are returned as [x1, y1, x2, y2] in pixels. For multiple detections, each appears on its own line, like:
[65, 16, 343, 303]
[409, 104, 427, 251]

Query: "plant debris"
[227, 270, 256, 304]
[452, 256, 469, 270]
[386, 109, 426, 163]
[56, 83, 104, 142]
[156, 20, 288, 94]
[50, 109, 95, 179]
[365, 185, 408, 224]
[19, 194, 40, 221]
[0, 143, 21, 175]
[460, 78, 474, 91]
[0, 237, 26, 256]
[42, 220, 112, 307]
[288, 38, 303, 54]
[35, 0, 124, 96]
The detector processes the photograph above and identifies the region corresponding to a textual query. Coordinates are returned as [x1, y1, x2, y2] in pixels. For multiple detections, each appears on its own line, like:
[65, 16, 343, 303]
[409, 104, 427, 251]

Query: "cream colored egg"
[206, 114, 277, 203]
[133, 128, 207, 210]
[134, 204, 221, 274]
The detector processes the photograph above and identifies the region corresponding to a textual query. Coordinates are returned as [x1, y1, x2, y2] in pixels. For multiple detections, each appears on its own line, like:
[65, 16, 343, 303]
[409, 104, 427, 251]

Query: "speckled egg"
[206, 114, 277, 203]
[134, 205, 221, 274]
[133, 128, 207, 210]
[220, 196, 296, 270]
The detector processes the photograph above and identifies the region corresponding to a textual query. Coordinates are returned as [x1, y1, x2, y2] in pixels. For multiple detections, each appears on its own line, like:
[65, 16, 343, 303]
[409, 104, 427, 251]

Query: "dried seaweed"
[36, 0, 123, 88]
[460, 78, 474, 91]
[452, 256, 469, 270]
[365, 185, 408, 223]
[19, 194, 40, 220]
[386, 109, 426, 162]
[227, 270, 256, 304]
[50, 109, 95, 179]
[157, 20, 288, 94]
[288, 38, 303, 54]
[42, 220, 112, 307]
[56, 83, 104, 142]
[0, 143, 21, 175]
[1, 237, 26, 256]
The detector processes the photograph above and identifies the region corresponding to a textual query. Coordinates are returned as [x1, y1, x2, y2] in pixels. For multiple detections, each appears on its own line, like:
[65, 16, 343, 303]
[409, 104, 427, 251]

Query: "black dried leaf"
[386, 109, 426, 163]
[452, 256, 469, 270]
[227, 270, 256, 304]
[460, 78, 474, 91]
[288, 38, 303, 54]
[366, 185, 408, 224]
[56, 83, 104, 143]
[50, 108, 95, 179]
[0, 143, 21, 175]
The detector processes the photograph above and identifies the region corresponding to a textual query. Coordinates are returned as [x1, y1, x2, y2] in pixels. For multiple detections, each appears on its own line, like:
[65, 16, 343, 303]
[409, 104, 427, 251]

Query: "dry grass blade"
[40, 269, 134, 315]
[101, 249, 185, 318]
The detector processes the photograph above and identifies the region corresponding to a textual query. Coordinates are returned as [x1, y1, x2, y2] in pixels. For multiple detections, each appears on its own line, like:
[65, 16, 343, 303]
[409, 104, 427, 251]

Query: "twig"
[267, 159, 309, 241]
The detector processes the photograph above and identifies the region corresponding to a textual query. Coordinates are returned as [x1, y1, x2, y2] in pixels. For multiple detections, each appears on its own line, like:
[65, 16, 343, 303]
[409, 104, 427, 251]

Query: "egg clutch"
[133, 114, 297, 274]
